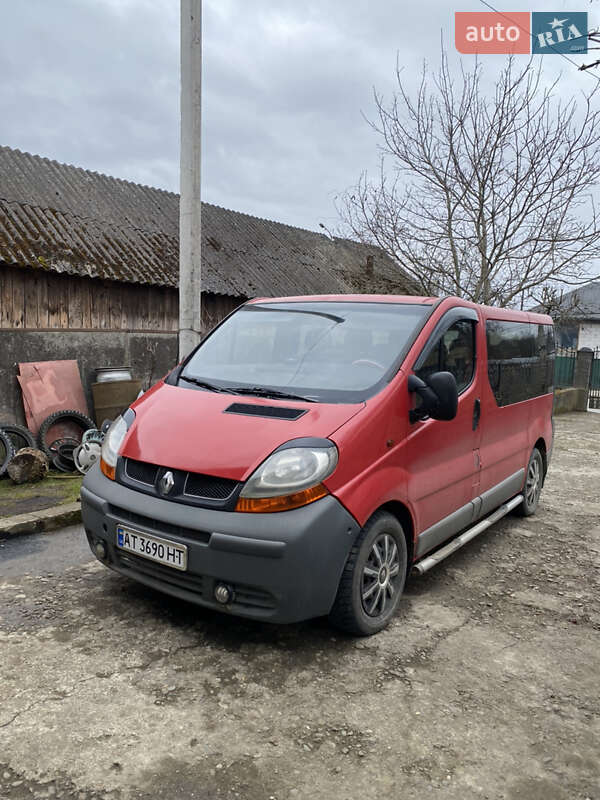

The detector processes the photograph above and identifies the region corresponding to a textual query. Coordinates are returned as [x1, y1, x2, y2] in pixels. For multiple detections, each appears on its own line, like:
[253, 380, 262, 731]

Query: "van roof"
[248, 294, 437, 305]
[247, 294, 553, 325]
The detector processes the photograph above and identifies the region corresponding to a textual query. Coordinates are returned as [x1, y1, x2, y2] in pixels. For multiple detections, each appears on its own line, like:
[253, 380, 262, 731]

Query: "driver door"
[403, 309, 483, 558]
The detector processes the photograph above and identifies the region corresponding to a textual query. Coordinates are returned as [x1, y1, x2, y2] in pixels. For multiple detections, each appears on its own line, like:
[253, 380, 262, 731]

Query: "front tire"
[329, 511, 408, 636]
[517, 447, 544, 517]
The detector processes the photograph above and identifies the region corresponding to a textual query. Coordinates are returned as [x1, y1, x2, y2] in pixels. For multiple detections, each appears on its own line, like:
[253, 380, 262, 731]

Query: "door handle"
[472, 398, 481, 431]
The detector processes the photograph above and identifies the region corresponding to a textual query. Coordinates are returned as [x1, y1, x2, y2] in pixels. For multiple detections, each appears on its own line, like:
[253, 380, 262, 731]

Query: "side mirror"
[408, 371, 458, 423]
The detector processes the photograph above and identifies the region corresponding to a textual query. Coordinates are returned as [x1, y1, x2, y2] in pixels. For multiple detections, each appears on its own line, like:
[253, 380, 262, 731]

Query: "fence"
[590, 347, 600, 410]
[554, 346, 577, 389]
[554, 346, 600, 410]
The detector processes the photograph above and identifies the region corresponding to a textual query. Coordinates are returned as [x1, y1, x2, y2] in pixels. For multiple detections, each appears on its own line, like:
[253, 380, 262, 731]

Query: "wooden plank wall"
[0, 263, 179, 332]
[201, 293, 244, 333]
[0, 263, 246, 333]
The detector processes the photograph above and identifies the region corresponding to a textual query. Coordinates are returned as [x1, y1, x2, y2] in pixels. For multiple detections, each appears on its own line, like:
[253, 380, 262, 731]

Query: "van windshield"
[179, 301, 430, 403]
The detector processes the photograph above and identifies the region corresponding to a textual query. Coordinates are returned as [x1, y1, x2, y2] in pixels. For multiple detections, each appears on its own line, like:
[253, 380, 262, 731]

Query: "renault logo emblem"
[158, 470, 175, 496]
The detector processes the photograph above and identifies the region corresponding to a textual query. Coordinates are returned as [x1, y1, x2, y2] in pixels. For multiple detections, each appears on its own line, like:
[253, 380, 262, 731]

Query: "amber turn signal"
[100, 457, 116, 481]
[235, 483, 328, 513]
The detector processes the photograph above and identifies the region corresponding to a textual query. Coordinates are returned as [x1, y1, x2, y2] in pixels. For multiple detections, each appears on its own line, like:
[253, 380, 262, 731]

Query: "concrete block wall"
[0, 330, 178, 426]
[553, 387, 589, 414]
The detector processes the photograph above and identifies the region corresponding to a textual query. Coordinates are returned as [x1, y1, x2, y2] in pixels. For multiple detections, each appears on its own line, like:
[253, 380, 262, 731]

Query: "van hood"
[121, 382, 364, 481]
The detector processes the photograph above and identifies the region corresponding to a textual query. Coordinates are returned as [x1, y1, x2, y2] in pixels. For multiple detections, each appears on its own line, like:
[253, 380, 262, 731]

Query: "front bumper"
[81, 466, 360, 624]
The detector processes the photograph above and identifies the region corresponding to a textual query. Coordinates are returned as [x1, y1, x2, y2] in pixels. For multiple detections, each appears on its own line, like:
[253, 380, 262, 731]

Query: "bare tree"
[529, 283, 583, 325]
[338, 54, 600, 307]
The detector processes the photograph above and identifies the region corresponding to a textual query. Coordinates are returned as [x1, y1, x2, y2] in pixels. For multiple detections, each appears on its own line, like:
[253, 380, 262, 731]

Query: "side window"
[417, 320, 476, 394]
[486, 320, 554, 406]
[532, 323, 556, 397]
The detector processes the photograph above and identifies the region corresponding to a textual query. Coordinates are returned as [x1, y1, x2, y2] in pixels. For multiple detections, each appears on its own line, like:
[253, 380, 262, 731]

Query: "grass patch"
[0, 473, 83, 518]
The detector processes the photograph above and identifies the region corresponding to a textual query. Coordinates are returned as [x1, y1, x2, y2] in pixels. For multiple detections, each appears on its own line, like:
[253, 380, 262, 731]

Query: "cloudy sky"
[1, 0, 598, 232]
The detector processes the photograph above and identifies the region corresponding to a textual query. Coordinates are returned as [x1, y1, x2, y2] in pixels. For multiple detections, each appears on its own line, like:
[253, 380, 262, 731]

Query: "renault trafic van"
[81, 295, 554, 635]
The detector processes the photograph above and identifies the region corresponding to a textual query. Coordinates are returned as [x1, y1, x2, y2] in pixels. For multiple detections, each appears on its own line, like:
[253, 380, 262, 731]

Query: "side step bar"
[412, 495, 523, 576]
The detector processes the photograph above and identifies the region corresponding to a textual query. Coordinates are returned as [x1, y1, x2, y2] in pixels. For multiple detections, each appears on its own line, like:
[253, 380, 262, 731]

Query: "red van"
[81, 295, 554, 635]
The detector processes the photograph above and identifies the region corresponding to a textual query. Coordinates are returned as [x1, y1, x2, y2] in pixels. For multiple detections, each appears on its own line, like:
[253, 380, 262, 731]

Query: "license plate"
[116, 525, 187, 571]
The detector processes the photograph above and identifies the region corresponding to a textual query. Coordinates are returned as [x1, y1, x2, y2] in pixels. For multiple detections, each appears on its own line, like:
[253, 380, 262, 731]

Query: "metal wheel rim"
[74, 442, 101, 474]
[82, 429, 103, 445]
[526, 457, 541, 506]
[361, 533, 401, 618]
[48, 437, 80, 455]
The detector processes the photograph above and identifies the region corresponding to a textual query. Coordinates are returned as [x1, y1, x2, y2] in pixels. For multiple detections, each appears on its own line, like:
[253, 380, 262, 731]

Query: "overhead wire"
[477, 0, 600, 84]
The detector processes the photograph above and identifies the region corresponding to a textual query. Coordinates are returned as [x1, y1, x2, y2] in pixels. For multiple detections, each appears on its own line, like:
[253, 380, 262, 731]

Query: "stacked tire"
[36, 410, 96, 459]
[36, 410, 96, 472]
[0, 422, 39, 475]
[0, 429, 15, 478]
[1, 424, 36, 452]
[1, 425, 37, 477]
[1, 411, 95, 477]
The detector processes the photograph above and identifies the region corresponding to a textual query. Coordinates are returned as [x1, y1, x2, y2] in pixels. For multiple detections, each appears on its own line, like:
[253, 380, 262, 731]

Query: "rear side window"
[486, 321, 555, 406]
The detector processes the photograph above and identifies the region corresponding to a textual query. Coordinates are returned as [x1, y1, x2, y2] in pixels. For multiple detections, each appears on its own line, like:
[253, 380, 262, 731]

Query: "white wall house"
[552, 281, 600, 351]
[577, 320, 600, 350]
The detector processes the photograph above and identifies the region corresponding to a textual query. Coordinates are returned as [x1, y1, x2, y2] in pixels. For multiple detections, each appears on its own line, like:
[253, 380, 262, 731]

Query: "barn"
[0, 146, 415, 423]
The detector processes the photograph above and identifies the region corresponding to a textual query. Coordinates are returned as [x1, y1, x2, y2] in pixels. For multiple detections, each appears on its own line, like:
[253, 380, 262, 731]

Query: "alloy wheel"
[361, 533, 401, 617]
[526, 457, 541, 507]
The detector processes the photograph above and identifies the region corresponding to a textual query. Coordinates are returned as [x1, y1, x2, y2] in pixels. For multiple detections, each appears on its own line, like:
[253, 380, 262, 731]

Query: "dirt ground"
[0, 412, 598, 800]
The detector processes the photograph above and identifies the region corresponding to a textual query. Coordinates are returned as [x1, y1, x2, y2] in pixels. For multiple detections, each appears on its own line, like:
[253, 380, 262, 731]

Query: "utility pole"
[179, 0, 202, 360]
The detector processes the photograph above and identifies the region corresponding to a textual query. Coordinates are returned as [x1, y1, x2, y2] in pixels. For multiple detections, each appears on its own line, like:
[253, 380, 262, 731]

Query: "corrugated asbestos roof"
[552, 281, 600, 321]
[0, 146, 414, 297]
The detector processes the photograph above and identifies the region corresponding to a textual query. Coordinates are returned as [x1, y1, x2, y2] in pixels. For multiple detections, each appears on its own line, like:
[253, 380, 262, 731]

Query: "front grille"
[108, 504, 211, 544]
[184, 473, 237, 500]
[119, 459, 240, 508]
[125, 458, 158, 485]
[224, 402, 306, 420]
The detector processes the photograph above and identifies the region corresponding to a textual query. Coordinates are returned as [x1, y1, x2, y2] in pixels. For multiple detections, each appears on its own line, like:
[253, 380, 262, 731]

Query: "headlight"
[236, 444, 338, 513]
[100, 411, 134, 480]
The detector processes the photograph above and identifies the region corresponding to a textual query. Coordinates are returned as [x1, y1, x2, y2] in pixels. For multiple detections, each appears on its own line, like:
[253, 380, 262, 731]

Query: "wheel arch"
[533, 436, 548, 480]
[372, 500, 415, 570]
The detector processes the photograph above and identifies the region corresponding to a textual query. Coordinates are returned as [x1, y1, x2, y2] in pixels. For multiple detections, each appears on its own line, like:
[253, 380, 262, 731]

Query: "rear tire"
[329, 511, 407, 636]
[516, 447, 544, 517]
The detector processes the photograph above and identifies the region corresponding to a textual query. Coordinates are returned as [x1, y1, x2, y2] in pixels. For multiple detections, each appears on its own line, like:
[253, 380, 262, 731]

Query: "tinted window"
[486, 321, 554, 406]
[417, 320, 475, 394]
[181, 302, 430, 403]
[533, 323, 556, 399]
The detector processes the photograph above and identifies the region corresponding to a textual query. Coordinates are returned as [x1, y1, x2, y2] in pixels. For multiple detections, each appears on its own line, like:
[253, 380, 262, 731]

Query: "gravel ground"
[0, 412, 598, 800]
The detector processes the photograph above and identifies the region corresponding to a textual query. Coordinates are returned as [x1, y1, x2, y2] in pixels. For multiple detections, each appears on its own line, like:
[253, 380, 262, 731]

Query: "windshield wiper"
[227, 386, 318, 403]
[180, 376, 317, 403]
[179, 375, 241, 394]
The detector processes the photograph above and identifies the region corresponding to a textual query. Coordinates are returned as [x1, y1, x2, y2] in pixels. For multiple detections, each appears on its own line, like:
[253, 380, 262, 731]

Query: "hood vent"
[224, 403, 307, 421]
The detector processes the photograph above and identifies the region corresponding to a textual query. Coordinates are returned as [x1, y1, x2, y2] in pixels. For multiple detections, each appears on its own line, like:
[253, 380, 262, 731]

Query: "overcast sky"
[1, 0, 598, 232]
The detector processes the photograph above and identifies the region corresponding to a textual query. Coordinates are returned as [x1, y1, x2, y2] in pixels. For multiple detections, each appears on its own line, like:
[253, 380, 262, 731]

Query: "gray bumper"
[81, 465, 360, 624]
